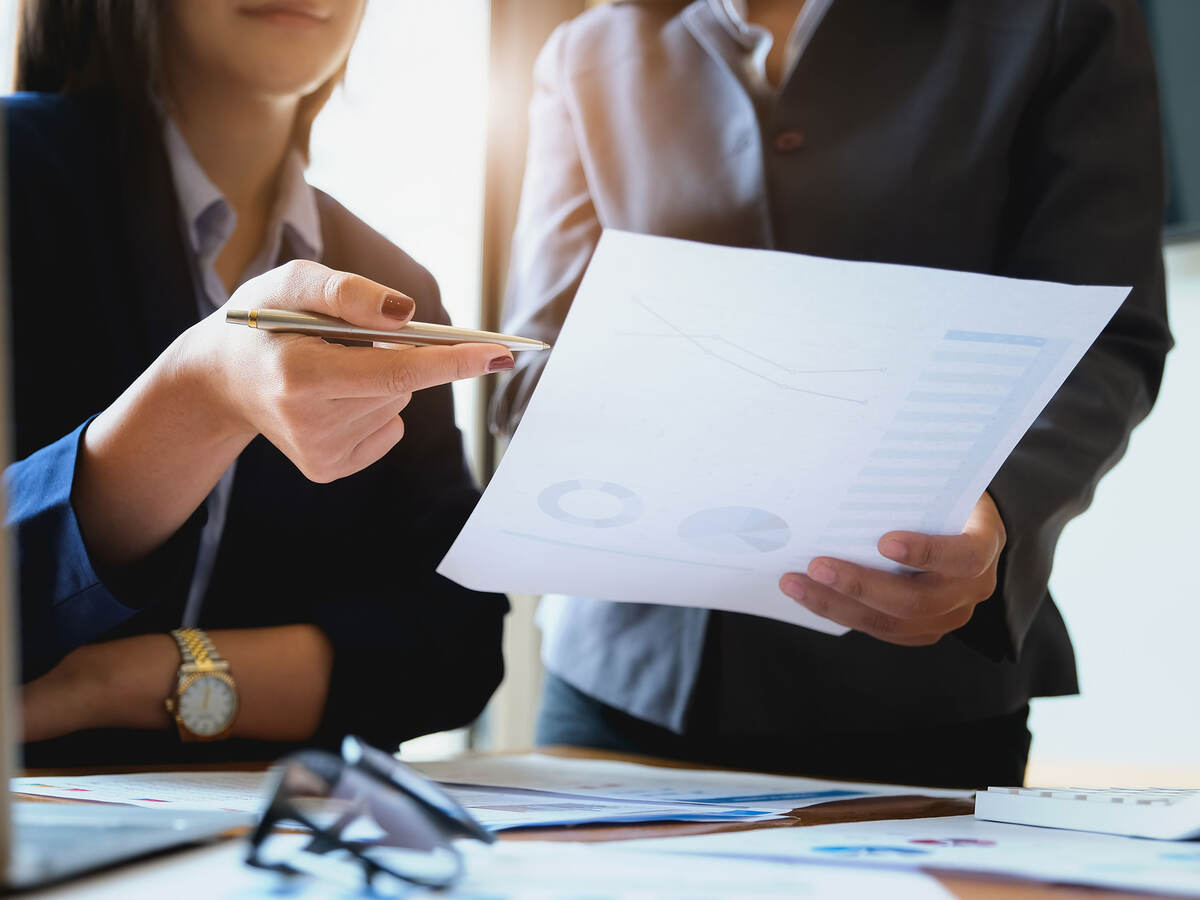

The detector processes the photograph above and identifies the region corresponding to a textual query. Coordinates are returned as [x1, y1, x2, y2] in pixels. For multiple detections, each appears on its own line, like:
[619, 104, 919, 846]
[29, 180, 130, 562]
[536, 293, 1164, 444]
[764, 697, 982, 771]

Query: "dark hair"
[14, 0, 345, 160]
[16, 0, 161, 139]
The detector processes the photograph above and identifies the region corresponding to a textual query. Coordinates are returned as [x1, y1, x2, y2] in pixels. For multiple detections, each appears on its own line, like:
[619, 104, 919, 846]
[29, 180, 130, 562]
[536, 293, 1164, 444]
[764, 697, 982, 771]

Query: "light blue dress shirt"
[161, 120, 323, 627]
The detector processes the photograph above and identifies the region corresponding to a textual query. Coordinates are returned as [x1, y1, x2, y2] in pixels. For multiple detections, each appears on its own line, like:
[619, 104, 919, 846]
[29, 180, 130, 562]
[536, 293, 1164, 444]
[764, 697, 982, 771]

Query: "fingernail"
[810, 562, 837, 586]
[880, 539, 907, 562]
[486, 355, 515, 373]
[382, 293, 416, 321]
[781, 576, 807, 603]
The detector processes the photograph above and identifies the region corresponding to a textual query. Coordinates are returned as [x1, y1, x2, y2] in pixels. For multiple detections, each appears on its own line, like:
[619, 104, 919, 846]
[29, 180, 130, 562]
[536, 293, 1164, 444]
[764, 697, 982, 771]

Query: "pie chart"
[678, 506, 791, 554]
[538, 479, 644, 528]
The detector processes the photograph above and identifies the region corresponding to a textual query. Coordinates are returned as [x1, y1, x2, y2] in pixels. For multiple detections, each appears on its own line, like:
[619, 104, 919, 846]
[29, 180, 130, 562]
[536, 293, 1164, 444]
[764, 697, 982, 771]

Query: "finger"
[877, 528, 999, 579]
[340, 414, 408, 478]
[248, 260, 418, 330]
[800, 557, 965, 620]
[780, 574, 974, 642]
[878, 494, 1005, 578]
[322, 342, 515, 398]
[340, 393, 412, 432]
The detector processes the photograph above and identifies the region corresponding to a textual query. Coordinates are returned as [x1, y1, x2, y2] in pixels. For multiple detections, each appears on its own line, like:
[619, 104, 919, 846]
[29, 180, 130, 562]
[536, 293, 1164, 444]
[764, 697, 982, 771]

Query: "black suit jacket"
[492, 0, 1172, 737]
[4, 92, 507, 765]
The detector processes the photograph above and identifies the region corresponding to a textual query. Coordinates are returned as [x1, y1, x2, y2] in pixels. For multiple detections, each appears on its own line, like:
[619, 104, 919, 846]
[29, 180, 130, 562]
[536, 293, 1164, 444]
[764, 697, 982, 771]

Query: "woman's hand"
[779, 492, 1006, 646]
[180, 260, 513, 483]
[75, 260, 512, 566]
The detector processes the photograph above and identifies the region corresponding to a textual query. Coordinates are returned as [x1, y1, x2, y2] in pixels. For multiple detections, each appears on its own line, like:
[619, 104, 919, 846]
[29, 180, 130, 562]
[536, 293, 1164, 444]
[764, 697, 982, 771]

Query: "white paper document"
[11, 771, 267, 815]
[617, 814, 1200, 897]
[415, 841, 959, 900]
[444, 784, 775, 830]
[439, 230, 1129, 630]
[9, 762, 781, 832]
[18, 832, 955, 900]
[414, 753, 972, 813]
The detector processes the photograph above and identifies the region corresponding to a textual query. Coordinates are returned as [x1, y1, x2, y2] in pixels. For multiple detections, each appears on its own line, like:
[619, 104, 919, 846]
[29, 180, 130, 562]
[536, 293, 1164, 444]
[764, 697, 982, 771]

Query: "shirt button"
[773, 129, 806, 153]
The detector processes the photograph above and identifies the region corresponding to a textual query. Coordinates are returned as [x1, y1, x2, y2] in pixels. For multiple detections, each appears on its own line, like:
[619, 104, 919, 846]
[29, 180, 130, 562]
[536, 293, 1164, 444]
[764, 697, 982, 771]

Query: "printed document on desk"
[439, 230, 1129, 631]
[414, 753, 973, 813]
[616, 815, 1200, 898]
[11, 766, 780, 831]
[12, 771, 267, 816]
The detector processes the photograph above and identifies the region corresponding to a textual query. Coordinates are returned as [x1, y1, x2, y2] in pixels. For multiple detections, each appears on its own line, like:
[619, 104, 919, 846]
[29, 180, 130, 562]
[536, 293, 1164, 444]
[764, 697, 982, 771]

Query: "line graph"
[626, 297, 884, 404]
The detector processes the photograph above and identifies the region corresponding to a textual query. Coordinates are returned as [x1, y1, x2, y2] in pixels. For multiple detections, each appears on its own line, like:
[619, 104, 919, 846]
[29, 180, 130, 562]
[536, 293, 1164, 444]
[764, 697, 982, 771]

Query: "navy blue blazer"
[3, 92, 507, 765]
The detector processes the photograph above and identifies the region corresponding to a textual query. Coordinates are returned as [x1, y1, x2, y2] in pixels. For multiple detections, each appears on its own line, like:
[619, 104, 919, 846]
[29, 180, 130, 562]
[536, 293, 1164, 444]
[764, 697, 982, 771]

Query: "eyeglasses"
[246, 735, 494, 894]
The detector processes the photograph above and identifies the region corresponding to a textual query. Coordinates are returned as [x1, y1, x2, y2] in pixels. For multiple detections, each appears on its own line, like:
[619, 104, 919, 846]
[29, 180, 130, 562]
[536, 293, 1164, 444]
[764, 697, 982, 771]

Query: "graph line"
[501, 529, 755, 571]
[628, 298, 876, 404]
[618, 333, 885, 376]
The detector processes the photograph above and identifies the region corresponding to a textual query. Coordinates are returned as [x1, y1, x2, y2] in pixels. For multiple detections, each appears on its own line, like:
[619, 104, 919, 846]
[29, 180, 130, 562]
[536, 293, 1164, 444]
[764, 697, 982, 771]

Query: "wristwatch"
[165, 628, 239, 741]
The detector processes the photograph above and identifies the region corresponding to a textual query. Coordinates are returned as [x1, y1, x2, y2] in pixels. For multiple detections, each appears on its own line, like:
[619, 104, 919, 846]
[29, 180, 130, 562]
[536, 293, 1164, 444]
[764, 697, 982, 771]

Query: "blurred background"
[1, 0, 1196, 782]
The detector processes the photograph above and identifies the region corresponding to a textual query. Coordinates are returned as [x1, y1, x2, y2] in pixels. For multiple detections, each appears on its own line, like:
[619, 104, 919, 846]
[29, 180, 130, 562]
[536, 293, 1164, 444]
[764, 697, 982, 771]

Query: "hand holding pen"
[198, 260, 535, 484]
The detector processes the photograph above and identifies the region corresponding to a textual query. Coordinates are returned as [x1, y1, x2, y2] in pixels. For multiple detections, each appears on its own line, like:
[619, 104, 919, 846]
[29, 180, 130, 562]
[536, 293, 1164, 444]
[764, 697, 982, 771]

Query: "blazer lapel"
[113, 123, 201, 380]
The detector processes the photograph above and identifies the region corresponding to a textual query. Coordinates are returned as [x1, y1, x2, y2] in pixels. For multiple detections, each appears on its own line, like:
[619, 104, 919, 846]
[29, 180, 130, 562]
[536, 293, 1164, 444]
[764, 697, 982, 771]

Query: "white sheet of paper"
[439, 230, 1129, 630]
[414, 753, 972, 813]
[415, 841, 959, 900]
[9, 767, 779, 831]
[11, 771, 267, 815]
[616, 814, 1200, 897]
[15, 832, 956, 900]
[444, 784, 776, 830]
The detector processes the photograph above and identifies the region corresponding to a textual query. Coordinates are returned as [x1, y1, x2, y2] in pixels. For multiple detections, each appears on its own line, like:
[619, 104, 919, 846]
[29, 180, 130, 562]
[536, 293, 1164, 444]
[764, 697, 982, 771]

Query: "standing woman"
[493, 0, 1172, 787]
[6, 0, 511, 764]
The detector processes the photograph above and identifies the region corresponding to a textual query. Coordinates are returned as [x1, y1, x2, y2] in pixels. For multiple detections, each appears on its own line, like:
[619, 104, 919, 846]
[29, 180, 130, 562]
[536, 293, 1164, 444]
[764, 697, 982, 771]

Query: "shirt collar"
[162, 118, 229, 257]
[273, 147, 323, 263]
[161, 118, 323, 264]
[702, 0, 836, 93]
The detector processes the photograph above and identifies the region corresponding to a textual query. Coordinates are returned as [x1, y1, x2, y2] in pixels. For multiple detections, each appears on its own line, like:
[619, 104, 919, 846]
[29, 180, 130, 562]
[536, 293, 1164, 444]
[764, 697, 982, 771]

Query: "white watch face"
[178, 675, 237, 737]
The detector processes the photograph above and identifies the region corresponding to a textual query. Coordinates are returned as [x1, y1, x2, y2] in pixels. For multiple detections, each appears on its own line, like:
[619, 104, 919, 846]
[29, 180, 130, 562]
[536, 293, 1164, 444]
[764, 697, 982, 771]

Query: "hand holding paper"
[439, 230, 1129, 634]
[781, 490, 1006, 644]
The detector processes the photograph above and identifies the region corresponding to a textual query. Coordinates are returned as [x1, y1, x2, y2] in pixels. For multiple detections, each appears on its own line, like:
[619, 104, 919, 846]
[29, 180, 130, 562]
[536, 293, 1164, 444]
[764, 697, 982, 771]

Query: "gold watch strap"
[170, 628, 227, 672]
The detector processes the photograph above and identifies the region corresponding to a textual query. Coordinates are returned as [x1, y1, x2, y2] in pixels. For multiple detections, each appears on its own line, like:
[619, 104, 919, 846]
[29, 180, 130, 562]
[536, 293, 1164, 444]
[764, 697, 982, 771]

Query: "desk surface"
[15, 747, 1164, 900]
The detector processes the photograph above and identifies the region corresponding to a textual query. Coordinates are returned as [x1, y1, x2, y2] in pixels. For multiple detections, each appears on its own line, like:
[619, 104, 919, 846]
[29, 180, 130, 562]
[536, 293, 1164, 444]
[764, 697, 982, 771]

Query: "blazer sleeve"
[490, 24, 604, 436]
[4, 423, 204, 681]
[977, 0, 1172, 660]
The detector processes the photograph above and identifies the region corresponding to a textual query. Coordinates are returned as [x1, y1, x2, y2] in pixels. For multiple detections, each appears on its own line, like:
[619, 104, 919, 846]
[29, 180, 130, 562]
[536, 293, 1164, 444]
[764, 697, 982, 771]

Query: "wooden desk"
[15, 749, 1165, 899]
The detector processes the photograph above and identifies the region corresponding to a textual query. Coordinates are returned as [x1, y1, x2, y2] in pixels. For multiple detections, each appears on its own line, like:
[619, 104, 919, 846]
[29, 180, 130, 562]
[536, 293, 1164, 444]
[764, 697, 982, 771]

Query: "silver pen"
[226, 308, 551, 352]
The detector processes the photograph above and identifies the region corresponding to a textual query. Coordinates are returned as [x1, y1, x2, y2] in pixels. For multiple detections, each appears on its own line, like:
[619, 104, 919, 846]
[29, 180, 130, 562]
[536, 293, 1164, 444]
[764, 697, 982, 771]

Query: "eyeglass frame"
[246, 734, 493, 891]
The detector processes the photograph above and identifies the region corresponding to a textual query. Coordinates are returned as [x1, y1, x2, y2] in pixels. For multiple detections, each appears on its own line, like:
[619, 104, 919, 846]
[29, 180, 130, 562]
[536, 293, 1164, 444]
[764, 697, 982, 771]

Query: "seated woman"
[6, 0, 511, 764]
[492, 0, 1172, 787]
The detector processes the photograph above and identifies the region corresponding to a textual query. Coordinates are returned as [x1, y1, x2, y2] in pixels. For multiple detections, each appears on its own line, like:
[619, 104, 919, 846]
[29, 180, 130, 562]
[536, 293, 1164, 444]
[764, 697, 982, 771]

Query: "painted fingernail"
[382, 293, 416, 320]
[486, 355, 515, 373]
[810, 562, 837, 586]
[781, 576, 806, 603]
[880, 539, 908, 562]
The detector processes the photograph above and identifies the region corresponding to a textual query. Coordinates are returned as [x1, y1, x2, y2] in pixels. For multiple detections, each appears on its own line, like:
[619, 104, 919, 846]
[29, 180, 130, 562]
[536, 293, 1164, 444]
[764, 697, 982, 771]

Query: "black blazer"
[492, 0, 1172, 737]
[4, 92, 507, 765]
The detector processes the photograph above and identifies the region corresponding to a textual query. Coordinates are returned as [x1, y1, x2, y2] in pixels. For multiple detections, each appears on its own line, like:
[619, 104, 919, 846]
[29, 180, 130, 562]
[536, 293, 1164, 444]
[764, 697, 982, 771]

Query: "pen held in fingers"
[226, 308, 551, 351]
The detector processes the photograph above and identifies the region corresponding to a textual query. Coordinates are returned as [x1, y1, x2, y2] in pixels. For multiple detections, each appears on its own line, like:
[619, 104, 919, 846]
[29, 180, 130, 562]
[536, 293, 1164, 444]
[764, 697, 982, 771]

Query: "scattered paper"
[415, 840, 959, 900]
[12, 760, 795, 832]
[11, 771, 268, 814]
[616, 814, 1200, 897]
[439, 230, 1130, 631]
[413, 753, 972, 813]
[13, 833, 957, 900]
[445, 783, 776, 830]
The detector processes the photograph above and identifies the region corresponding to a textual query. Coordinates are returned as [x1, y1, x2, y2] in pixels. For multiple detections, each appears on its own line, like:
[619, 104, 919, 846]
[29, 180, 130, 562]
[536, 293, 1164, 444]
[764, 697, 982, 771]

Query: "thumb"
[246, 260, 417, 331]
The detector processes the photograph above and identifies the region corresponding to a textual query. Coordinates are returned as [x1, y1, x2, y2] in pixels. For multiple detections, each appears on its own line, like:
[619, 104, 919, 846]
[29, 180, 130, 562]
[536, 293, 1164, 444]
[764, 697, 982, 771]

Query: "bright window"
[308, 1, 492, 466]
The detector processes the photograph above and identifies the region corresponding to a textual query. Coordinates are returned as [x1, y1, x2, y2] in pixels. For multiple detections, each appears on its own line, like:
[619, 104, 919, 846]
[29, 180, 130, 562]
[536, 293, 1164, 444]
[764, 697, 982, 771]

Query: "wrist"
[165, 318, 258, 451]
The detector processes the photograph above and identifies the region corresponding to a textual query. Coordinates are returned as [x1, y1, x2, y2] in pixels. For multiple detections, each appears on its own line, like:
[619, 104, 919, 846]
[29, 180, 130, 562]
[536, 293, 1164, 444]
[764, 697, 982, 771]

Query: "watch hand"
[203, 684, 211, 710]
